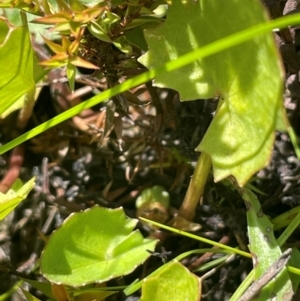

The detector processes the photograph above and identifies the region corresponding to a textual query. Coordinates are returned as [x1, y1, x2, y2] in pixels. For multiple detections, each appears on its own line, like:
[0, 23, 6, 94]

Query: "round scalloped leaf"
[41, 206, 157, 286]
[139, 0, 283, 186]
[140, 261, 201, 301]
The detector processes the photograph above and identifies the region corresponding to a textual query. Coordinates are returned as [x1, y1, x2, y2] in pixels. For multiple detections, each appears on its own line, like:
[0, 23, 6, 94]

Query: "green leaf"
[41, 206, 158, 286]
[103, 11, 120, 25]
[136, 186, 170, 226]
[136, 186, 170, 209]
[70, 287, 117, 301]
[0, 19, 36, 118]
[289, 248, 300, 293]
[21, 289, 42, 301]
[140, 261, 200, 301]
[67, 62, 76, 92]
[0, 18, 9, 43]
[88, 20, 112, 43]
[235, 185, 293, 300]
[2, 12, 300, 155]
[0, 177, 35, 220]
[125, 27, 148, 51]
[113, 36, 132, 54]
[3, 9, 60, 43]
[124, 16, 164, 30]
[139, 0, 283, 186]
[22, 279, 54, 299]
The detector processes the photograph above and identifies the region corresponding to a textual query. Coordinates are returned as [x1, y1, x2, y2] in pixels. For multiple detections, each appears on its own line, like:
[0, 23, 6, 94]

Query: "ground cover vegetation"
[1, 0, 300, 300]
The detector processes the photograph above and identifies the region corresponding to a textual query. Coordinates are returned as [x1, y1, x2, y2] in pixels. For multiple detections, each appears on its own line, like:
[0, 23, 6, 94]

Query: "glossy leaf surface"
[41, 206, 157, 286]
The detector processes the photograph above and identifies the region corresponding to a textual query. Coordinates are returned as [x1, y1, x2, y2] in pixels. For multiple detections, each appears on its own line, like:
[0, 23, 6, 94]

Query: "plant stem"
[178, 152, 211, 220]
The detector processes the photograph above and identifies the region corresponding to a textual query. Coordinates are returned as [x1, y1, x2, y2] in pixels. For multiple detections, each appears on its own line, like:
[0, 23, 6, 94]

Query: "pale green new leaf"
[41, 206, 157, 286]
[0, 177, 35, 220]
[140, 261, 200, 301]
[139, 0, 283, 186]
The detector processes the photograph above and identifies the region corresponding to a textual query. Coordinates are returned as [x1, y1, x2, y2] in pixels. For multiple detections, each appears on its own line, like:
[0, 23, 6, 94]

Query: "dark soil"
[1, 1, 300, 300]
